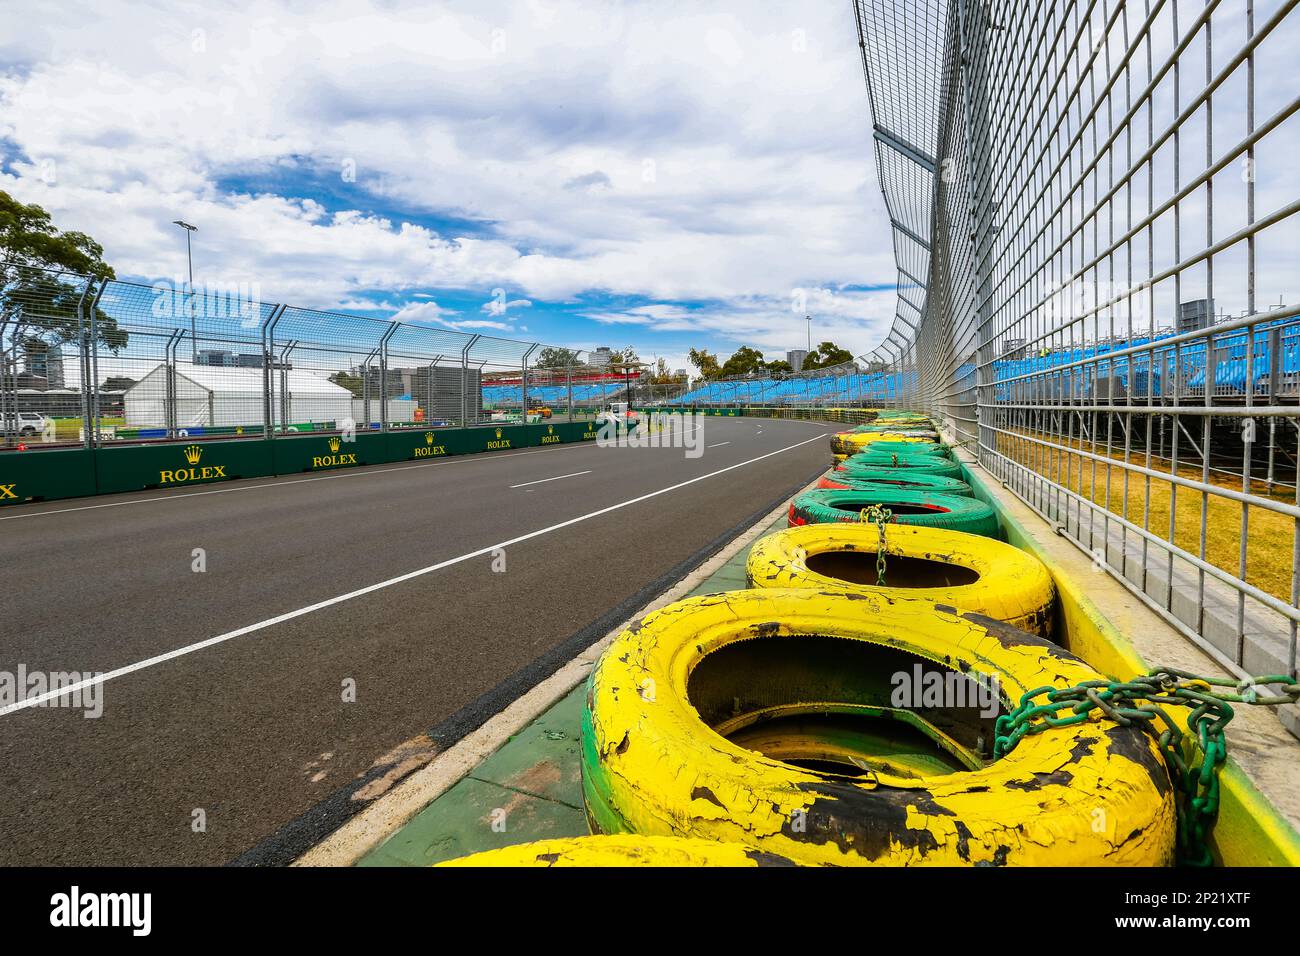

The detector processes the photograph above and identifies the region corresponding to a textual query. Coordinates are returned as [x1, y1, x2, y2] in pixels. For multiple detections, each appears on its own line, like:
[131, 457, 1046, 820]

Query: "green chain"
[994, 669, 1299, 867]
[858, 505, 893, 586]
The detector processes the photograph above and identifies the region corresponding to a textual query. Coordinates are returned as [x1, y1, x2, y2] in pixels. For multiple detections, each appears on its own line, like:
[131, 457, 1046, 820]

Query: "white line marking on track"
[706, 442, 730, 448]
[0, 431, 826, 716]
[510, 470, 591, 489]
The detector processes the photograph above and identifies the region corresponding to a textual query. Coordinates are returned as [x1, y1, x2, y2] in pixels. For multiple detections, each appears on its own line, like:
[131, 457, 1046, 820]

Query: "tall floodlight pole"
[806, 314, 812, 354]
[172, 220, 198, 363]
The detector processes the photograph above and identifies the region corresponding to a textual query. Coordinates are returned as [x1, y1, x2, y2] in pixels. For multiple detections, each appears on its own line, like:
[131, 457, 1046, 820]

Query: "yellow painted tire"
[436, 834, 798, 867]
[582, 589, 1176, 866]
[745, 524, 1056, 637]
[838, 432, 933, 455]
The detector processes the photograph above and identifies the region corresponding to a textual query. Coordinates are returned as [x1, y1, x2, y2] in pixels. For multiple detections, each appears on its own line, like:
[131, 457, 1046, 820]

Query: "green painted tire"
[815, 470, 973, 496]
[858, 440, 950, 458]
[788, 488, 1000, 538]
[838, 455, 965, 480]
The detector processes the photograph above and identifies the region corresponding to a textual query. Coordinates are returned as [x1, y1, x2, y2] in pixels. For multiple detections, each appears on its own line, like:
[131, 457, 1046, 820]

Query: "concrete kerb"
[295, 470, 823, 867]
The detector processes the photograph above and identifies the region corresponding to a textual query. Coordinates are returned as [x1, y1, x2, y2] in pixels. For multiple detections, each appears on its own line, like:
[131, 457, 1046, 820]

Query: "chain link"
[993, 669, 1299, 867]
[858, 504, 893, 586]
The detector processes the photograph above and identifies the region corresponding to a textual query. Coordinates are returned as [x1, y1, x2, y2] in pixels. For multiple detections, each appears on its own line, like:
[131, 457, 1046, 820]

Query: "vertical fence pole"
[74, 278, 93, 449]
[86, 279, 107, 447]
[521, 344, 537, 425]
[279, 341, 296, 433]
[461, 334, 480, 428]
[378, 321, 398, 433]
[262, 304, 284, 440]
[360, 347, 378, 432]
[165, 330, 181, 439]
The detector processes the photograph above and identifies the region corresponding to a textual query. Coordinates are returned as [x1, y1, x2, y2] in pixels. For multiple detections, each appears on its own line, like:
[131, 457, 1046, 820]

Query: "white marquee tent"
[124, 363, 355, 429]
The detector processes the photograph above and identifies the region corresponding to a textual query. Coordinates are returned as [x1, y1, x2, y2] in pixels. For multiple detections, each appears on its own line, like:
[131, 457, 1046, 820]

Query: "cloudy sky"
[0, 0, 899, 374]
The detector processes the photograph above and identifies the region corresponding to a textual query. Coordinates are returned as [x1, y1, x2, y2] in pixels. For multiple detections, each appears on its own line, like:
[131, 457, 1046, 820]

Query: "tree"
[802, 340, 854, 370]
[535, 346, 582, 369]
[719, 345, 766, 377]
[765, 359, 792, 374]
[329, 371, 364, 397]
[1, 191, 125, 381]
[608, 346, 640, 367]
[688, 347, 721, 379]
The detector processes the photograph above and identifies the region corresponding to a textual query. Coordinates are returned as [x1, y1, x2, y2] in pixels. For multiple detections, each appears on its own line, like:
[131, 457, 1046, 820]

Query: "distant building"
[197, 349, 236, 367]
[589, 347, 613, 368]
[787, 349, 809, 371]
[1001, 338, 1026, 357]
[23, 343, 65, 388]
[1177, 299, 1214, 334]
[355, 365, 481, 423]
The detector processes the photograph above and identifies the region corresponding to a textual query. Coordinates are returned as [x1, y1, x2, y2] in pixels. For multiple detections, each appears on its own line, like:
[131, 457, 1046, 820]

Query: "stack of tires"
[462, 411, 1179, 867]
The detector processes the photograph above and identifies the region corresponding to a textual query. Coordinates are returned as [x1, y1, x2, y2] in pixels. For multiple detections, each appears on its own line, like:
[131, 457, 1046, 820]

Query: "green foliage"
[719, 345, 766, 377]
[608, 346, 640, 367]
[802, 340, 853, 370]
[535, 346, 582, 369]
[329, 371, 364, 397]
[688, 347, 721, 379]
[0, 190, 125, 356]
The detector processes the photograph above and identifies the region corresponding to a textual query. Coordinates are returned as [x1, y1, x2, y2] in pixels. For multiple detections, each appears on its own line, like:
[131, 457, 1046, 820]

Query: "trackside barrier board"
[462, 424, 525, 454]
[272, 432, 389, 475]
[95, 438, 276, 495]
[387, 427, 480, 462]
[0, 419, 608, 507]
[0, 448, 97, 505]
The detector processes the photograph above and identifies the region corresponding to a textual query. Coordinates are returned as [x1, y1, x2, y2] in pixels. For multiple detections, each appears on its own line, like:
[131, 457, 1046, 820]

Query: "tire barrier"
[788, 488, 1000, 539]
[816, 470, 973, 496]
[581, 589, 1176, 866]
[746, 523, 1055, 636]
[437, 834, 798, 867]
[836, 455, 966, 480]
[832, 445, 951, 468]
[831, 431, 934, 456]
[855, 440, 950, 458]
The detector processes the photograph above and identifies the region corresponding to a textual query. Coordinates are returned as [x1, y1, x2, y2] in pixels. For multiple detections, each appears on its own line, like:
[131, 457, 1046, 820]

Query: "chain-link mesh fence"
[0, 264, 638, 447]
[854, 0, 1300, 681]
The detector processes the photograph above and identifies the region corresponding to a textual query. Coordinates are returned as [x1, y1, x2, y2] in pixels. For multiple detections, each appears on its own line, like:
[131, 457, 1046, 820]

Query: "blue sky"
[0, 0, 901, 373]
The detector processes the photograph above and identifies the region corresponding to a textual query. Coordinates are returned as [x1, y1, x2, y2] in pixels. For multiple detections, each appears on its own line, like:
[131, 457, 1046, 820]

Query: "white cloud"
[445, 319, 512, 331]
[392, 300, 458, 322]
[0, 0, 896, 342]
[481, 294, 533, 317]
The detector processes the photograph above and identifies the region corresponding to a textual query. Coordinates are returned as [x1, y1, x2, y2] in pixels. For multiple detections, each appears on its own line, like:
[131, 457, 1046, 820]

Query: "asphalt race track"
[0, 416, 828, 865]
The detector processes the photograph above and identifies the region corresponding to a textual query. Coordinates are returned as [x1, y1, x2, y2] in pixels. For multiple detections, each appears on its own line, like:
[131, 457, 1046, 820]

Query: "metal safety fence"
[853, 0, 1300, 680]
[0, 263, 636, 449]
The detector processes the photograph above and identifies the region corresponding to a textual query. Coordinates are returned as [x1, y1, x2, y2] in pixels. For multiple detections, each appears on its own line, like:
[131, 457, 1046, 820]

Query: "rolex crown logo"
[183, 445, 203, 465]
[547, 424, 554, 433]
[425, 432, 435, 445]
[328, 437, 342, 453]
[495, 427, 502, 439]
